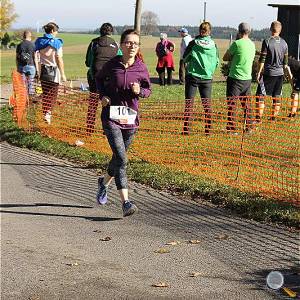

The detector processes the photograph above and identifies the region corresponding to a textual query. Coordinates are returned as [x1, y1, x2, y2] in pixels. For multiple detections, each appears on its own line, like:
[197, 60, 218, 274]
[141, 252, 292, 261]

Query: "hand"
[61, 74, 67, 82]
[256, 72, 261, 83]
[130, 82, 140, 95]
[101, 96, 110, 107]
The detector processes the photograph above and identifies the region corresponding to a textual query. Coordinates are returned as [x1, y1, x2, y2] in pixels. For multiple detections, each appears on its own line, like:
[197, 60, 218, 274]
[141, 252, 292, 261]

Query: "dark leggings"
[41, 80, 59, 114]
[157, 67, 173, 85]
[104, 126, 136, 190]
[183, 76, 213, 133]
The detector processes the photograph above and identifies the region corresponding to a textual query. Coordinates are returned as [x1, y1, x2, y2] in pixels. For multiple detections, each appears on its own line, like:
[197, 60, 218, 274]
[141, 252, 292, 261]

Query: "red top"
[155, 40, 175, 70]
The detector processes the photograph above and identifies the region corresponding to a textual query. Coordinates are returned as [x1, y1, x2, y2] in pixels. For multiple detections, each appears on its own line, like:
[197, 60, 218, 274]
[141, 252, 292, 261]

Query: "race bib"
[109, 106, 137, 125]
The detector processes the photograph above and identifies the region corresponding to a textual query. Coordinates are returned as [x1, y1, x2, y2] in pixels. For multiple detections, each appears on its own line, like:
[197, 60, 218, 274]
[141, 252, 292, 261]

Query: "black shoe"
[122, 201, 137, 217]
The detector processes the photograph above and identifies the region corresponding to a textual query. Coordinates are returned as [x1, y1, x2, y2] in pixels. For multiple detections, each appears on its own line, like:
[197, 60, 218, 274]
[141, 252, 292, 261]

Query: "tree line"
[90, 25, 269, 41]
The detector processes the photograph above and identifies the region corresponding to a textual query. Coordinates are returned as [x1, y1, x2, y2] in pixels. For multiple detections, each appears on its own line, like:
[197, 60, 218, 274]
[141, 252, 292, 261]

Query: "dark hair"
[199, 22, 211, 37]
[23, 30, 31, 39]
[120, 29, 139, 44]
[100, 23, 113, 36]
[43, 22, 59, 34]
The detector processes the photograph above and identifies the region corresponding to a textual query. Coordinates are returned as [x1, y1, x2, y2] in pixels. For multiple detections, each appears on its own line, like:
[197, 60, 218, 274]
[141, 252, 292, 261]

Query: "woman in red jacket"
[155, 33, 175, 86]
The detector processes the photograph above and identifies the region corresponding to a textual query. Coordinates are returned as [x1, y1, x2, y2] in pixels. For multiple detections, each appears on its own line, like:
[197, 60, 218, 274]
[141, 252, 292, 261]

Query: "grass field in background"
[2, 32, 261, 83]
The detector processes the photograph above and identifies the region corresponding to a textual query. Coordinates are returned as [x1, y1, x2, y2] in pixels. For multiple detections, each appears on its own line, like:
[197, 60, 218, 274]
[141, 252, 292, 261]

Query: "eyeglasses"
[123, 41, 140, 48]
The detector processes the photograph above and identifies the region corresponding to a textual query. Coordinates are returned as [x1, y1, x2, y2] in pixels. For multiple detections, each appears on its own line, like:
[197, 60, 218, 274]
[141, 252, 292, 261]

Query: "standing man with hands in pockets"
[95, 29, 151, 217]
[178, 27, 192, 85]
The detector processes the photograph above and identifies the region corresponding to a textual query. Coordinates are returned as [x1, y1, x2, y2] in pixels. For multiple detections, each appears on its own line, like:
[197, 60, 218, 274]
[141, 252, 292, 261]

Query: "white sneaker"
[44, 111, 52, 125]
[75, 140, 85, 147]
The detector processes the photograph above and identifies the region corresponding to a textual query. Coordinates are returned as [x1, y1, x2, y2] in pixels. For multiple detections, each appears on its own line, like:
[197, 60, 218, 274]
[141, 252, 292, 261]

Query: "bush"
[221, 55, 260, 82]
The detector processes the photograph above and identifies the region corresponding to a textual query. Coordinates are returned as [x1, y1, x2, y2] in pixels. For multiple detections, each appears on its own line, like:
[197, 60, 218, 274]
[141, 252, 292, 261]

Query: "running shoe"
[96, 177, 108, 205]
[44, 111, 52, 125]
[122, 201, 137, 217]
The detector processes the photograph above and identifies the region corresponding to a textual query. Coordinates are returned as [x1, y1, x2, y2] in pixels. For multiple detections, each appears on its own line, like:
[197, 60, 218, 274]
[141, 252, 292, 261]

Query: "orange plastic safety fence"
[11, 70, 300, 204]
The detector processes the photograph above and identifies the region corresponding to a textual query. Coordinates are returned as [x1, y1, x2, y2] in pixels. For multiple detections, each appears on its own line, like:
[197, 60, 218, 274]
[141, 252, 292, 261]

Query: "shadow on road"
[0, 210, 122, 222]
[1, 142, 299, 297]
[0, 203, 93, 208]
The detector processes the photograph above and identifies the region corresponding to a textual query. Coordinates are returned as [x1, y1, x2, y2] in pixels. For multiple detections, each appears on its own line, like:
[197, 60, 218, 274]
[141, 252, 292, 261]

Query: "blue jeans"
[17, 65, 36, 95]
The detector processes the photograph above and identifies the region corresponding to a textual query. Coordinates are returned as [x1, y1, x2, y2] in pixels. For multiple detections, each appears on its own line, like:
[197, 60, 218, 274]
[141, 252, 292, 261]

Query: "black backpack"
[18, 50, 31, 65]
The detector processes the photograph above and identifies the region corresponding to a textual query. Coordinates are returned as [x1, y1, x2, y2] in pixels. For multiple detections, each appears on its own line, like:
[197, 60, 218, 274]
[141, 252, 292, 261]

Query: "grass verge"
[1, 105, 299, 228]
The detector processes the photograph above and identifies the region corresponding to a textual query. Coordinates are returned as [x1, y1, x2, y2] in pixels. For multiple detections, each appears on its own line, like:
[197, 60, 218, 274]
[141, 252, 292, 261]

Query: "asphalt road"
[1, 142, 299, 300]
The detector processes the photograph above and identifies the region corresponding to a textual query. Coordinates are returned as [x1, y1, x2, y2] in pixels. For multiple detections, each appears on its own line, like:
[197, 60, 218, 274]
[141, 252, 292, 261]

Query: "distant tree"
[0, 0, 18, 38]
[141, 11, 159, 35]
[134, 0, 142, 34]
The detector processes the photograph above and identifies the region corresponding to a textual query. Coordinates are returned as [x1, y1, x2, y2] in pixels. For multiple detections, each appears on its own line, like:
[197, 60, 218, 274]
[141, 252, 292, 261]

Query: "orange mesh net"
[11, 70, 300, 204]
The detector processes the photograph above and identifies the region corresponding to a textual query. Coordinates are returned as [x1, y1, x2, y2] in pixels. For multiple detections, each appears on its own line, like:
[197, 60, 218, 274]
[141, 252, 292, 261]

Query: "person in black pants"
[182, 22, 219, 135]
[255, 21, 289, 121]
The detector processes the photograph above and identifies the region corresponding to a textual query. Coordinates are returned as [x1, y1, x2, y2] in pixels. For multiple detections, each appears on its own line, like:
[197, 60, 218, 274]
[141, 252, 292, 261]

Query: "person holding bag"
[35, 22, 66, 124]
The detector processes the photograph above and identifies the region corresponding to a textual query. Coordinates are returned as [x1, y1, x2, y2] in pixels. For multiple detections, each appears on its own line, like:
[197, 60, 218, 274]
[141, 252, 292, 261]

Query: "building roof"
[268, 3, 300, 8]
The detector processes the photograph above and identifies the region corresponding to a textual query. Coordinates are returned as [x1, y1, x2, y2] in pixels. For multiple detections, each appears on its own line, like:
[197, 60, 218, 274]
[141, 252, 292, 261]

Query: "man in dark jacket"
[16, 30, 38, 95]
[76, 23, 119, 146]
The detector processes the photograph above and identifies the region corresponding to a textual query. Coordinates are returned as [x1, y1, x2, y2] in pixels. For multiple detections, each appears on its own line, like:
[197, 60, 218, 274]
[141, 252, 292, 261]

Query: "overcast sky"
[12, 0, 299, 30]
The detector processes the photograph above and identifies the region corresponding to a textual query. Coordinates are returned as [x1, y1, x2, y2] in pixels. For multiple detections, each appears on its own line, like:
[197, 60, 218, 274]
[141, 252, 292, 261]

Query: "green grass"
[0, 33, 259, 83]
[1, 105, 299, 228]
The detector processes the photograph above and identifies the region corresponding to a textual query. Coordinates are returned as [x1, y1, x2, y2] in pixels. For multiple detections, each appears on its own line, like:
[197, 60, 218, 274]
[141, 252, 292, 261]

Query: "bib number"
[109, 106, 137, 125]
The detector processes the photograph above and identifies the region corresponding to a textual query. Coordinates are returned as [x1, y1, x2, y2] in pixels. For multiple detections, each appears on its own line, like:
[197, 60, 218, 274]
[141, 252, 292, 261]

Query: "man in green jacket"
[223, 22, 256, 134]
[182, 21, 219, 135]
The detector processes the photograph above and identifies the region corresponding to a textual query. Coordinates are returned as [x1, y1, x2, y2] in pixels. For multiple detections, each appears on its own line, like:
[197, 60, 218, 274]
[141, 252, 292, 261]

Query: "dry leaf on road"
[66, 262, 79, 266]
[187, 240, 201, 244]
[152, 282, 169, 287]
[189, 272, 202, 277]
[154, 248, 170, 254]
[215, 234, 229, 240]
[100, 236, 112, 241]
[165, 241, 181, 246]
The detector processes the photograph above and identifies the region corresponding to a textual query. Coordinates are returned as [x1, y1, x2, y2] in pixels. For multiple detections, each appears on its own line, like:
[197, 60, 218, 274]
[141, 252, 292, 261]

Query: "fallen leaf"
[165, 241, 181, 246]
[66, 262, 79, 266]
[100, 236, 111, 241]
[215, 234, 229, 240]
[187, 240, 201, 244]
[93, 230, 102, 233]
[189, 272, 202, 277]
[28, 296, 40, 300]
[152, 282, 169, 287]
[154, 248, 170, 254]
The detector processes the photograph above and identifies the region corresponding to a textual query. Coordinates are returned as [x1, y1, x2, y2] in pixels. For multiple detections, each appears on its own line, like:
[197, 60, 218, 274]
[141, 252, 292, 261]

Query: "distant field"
[0, 32, 291, 97]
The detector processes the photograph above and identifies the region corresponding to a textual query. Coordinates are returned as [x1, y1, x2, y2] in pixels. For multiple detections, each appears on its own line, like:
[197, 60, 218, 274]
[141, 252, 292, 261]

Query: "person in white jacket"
[178, 27, 192, 84]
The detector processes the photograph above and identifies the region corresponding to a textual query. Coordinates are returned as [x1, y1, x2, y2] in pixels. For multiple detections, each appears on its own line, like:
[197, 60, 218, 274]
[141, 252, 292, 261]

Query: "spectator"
[16, 30, 38, 95]
[223, 22, 256, 134]
[182, 21, 219, 135]
[255, 21, 289, 122]
[155, 33, 175, 86]
[178, 27, 192, 85]
[76, 23, 120, 146]
[95, 29, 151, 217]
[35, 22, 66, 125]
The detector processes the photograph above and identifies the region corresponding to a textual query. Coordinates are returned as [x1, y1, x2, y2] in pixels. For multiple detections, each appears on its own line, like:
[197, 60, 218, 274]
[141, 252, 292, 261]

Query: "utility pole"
[134, 0, 142, 34]
[203, 1, 207, 22]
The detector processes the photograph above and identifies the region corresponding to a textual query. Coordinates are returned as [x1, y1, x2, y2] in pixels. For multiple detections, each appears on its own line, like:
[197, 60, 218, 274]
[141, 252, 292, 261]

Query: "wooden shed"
[268, 3, 300, 60]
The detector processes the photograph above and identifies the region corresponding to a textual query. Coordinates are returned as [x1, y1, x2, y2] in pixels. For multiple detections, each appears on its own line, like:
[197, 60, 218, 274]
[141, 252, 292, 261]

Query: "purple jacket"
[96, 56, 151, 129]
